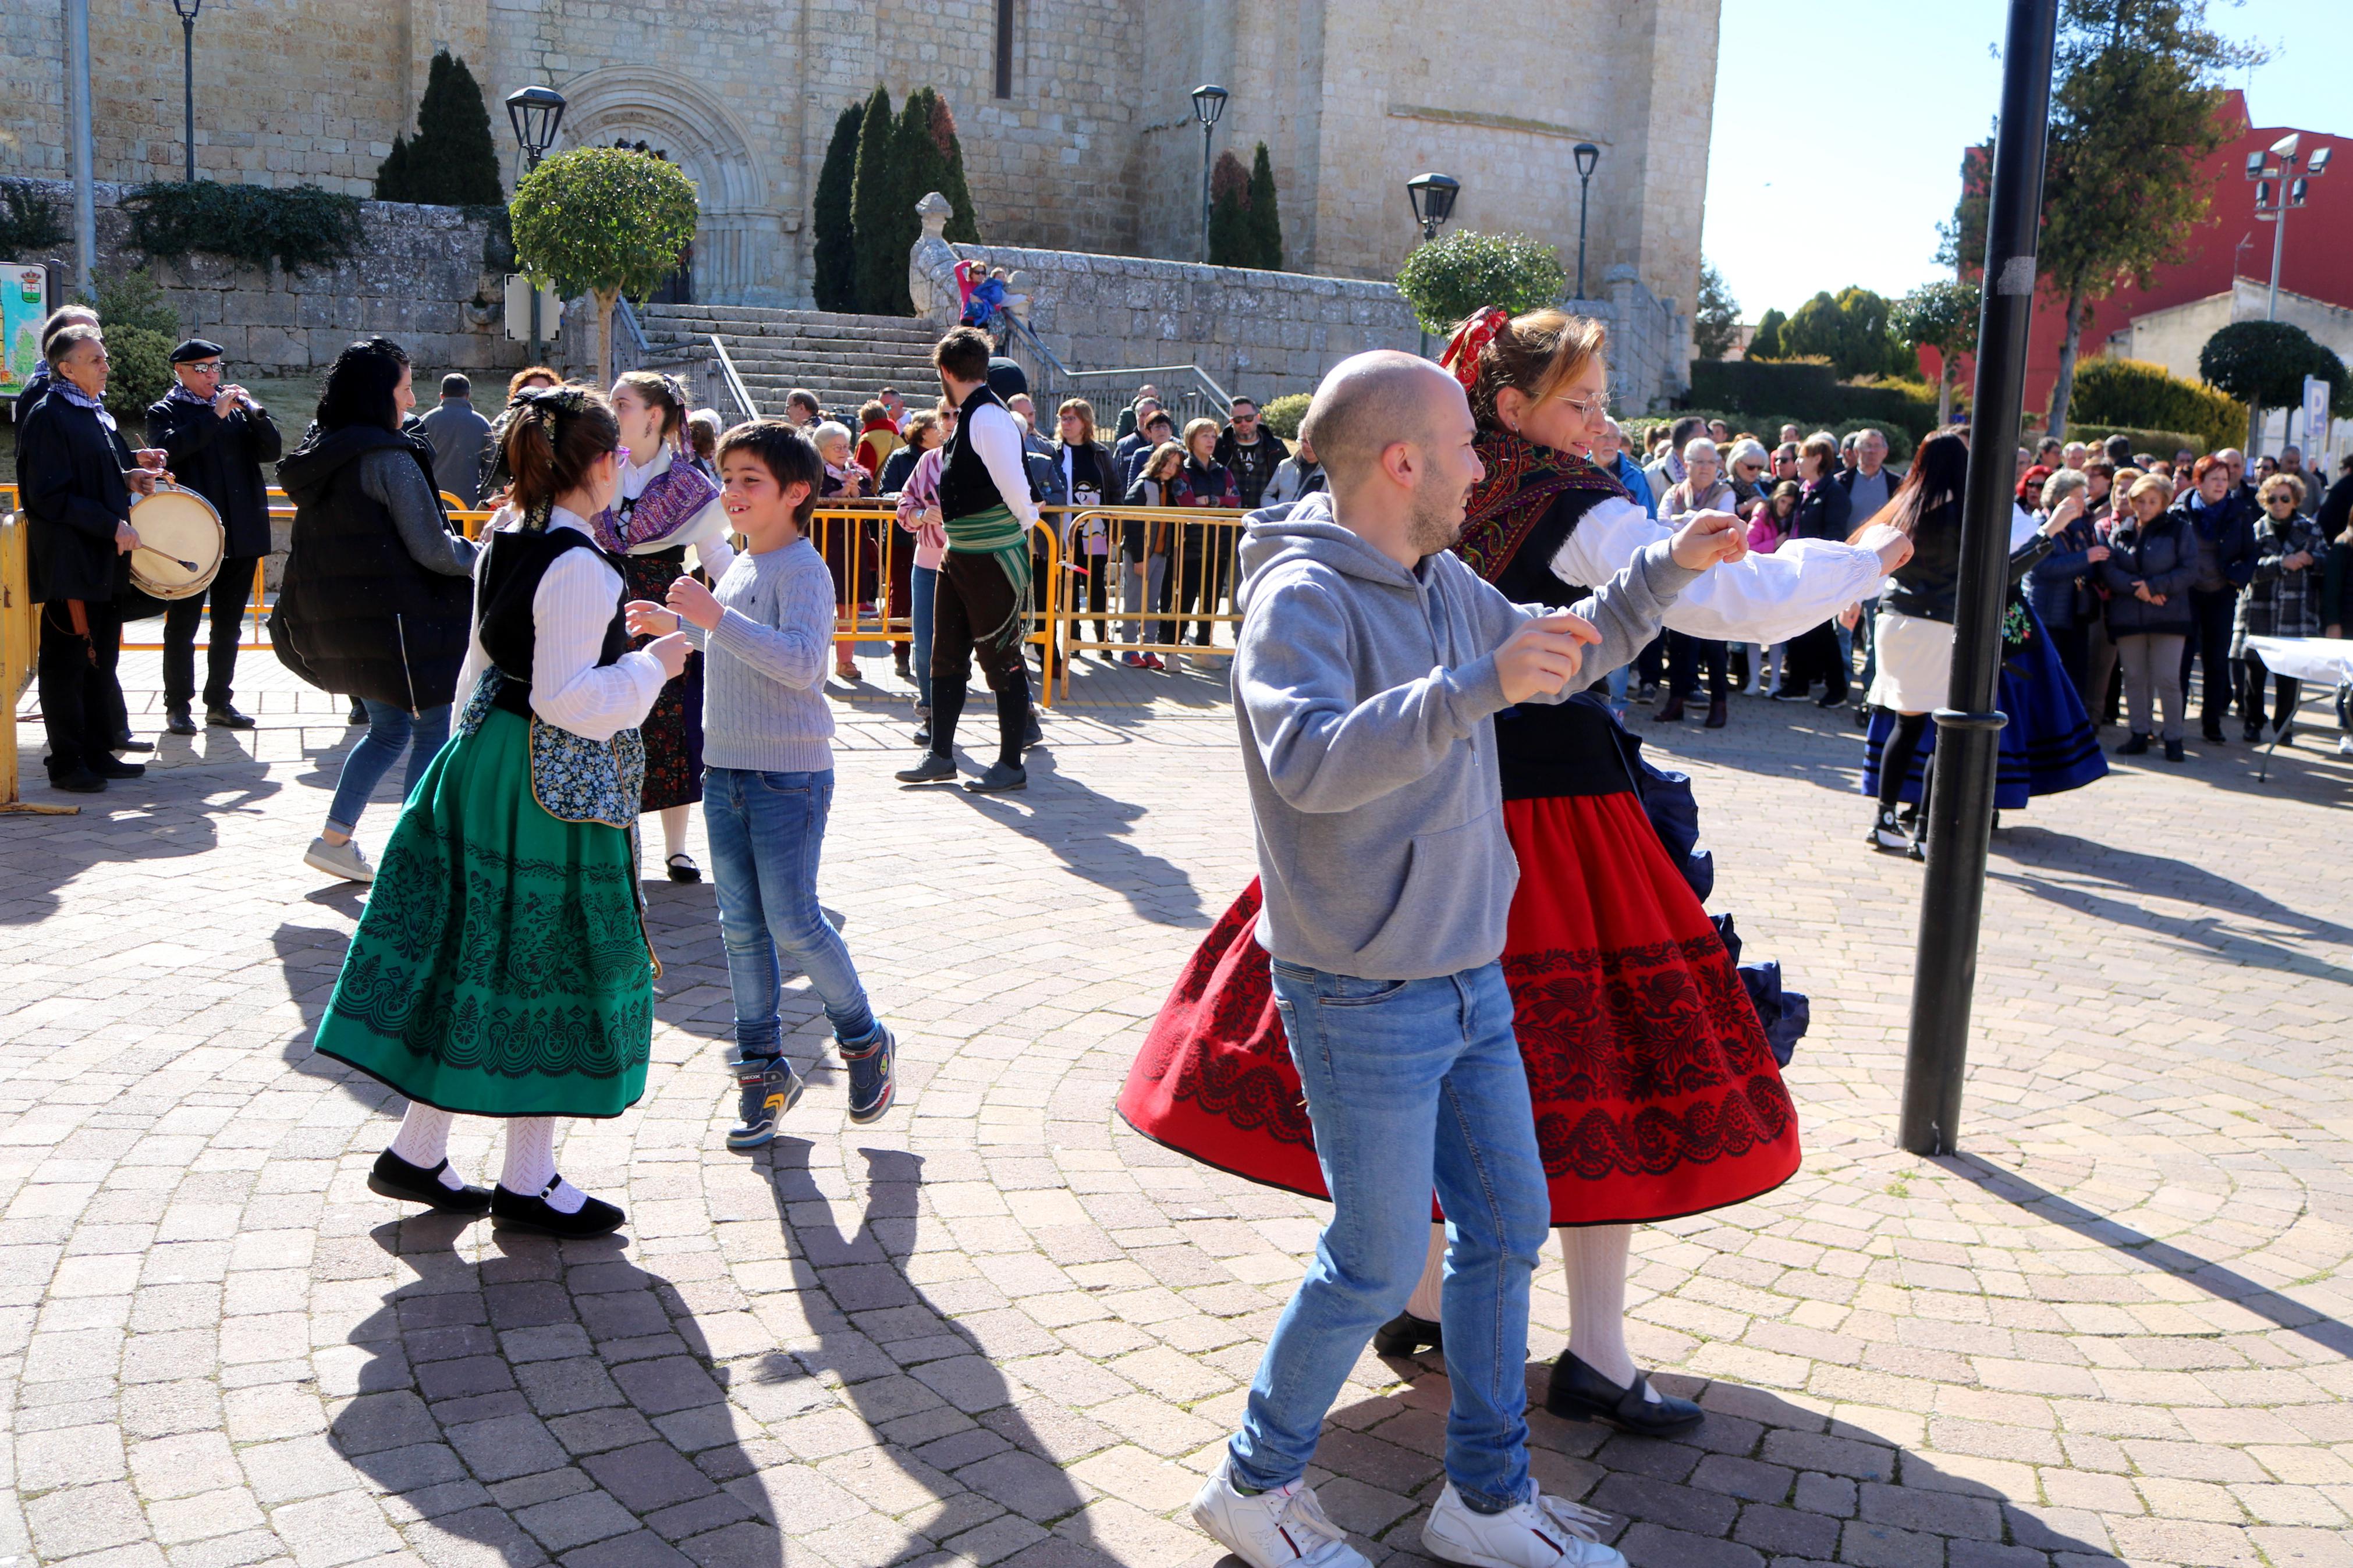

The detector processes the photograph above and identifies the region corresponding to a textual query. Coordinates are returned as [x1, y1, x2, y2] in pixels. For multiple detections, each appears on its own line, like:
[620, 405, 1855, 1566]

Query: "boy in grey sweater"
[1188, 353, 1741, 1568]
[626, 421, 898, 1146]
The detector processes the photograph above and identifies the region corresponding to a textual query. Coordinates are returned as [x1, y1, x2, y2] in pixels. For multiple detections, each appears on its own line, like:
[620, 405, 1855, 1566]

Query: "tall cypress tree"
[375, 51, 501, 204]
[373, 134, 414, 202]
[896, 89, 948, 288]
[1246, 143, 1283, 270]
[929, 91, 981, 243]
[1206, 150, 1251, 268]
[849, 85, 900, 315]
[812, 105, 861, 311]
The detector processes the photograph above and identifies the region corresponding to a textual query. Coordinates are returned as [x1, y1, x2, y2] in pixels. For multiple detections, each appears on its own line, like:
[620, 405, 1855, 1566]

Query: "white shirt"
[617, 446, 734, 578]
[964, 401, 1041, 530]
[455, 507, 668, 743]
[1548, 495, 1888, 644]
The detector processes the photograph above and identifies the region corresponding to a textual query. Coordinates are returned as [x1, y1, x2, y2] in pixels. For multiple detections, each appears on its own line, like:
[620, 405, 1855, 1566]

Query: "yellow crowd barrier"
[1037, 505, 1250, 702]
[1, 506, 78, 813]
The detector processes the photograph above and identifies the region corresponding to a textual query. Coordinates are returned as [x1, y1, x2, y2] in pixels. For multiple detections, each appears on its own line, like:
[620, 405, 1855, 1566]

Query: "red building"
[1928, 92, 2352, 419]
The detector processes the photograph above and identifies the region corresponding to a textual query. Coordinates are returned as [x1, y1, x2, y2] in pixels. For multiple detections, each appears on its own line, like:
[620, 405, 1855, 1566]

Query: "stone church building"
[3, 0, 1718, 323]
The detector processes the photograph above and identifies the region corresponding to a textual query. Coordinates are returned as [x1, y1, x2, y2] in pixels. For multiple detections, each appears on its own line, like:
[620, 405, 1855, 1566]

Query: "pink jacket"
[894, 446, 949, 570]
[1747, 510, 1790, 554]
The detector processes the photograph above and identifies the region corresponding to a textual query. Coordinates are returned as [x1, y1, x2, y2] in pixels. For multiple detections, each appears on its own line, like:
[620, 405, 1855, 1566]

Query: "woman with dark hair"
[1774, 433, 1855, 702]
[276, 337, 480, 883]
[311, 385, 691, 1238]
[1050, 399, 1117, 650]
[475, 364, 562, 503]
[604, 370, 730, 883]
[1124, 307, 1905, 1441]
[1858, 428, 2102, 855]
[2170, 454, 2257, 744]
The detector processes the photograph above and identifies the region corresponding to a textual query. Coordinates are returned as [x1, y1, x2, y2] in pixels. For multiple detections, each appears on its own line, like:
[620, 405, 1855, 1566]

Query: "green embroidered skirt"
[313, 706, 654, 1118]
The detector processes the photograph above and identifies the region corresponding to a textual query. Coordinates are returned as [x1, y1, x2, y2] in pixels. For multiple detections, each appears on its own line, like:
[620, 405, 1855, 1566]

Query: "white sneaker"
[2339, 734, 2353, 758]
[304, 835, 376, 884]
[1422, 1480, 1625, 1568]
[1189, 1455, 1369, 1568]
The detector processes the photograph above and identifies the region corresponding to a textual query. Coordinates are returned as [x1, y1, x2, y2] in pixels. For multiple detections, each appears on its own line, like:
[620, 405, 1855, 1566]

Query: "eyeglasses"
[1550, 392, 1609, 418]
[184, 362, 224, 375]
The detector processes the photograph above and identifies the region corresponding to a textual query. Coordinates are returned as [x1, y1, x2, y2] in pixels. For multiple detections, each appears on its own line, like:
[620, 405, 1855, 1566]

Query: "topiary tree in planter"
[2199, 319, 2350, 452]
[1891, 278, 1980, 426]
[510, 146, 698, 382]
[1394, 230, 1566, 339]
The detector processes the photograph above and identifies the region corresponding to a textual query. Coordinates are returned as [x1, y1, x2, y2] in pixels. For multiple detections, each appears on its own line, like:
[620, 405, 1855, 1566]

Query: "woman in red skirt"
[1122, 308, 1886, 1437]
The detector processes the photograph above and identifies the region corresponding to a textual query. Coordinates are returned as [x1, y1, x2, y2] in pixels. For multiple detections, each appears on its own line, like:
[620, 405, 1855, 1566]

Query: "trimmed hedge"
[1687, 358, 1939, 441]
[1261, 393, 1311, 440]
[2065, 358, 2243, 454]
[2062, 423, 2206, 460]
[125, 180, 364, 275]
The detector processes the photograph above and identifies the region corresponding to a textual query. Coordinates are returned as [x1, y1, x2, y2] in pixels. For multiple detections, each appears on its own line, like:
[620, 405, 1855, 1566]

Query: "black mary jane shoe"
[367, 1150, 492, 1215]
[665, 852, 702, 884]
[1372, 1311, 1443, 1357]
[491, 1180, 626, 1239]
[1545, 1349, 1705, 1438]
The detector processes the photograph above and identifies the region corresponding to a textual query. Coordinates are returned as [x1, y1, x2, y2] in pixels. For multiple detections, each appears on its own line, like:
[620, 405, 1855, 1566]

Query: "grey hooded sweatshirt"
[1233, 490, 1697, 980]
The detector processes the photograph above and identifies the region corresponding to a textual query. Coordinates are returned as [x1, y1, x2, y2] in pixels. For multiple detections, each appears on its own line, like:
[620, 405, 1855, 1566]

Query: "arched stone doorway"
[553, 66, 787, 305]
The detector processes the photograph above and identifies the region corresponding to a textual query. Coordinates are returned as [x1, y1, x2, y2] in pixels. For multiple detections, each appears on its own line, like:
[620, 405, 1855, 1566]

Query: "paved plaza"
[3, 645, 2351, 1568]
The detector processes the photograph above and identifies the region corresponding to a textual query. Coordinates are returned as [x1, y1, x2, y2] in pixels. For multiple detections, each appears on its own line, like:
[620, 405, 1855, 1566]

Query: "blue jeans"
[326, 699, 452, 835]
[704, 767, 877, 1057]
[1230, 959, 1547, 1513]
[911, 564, 938, 711]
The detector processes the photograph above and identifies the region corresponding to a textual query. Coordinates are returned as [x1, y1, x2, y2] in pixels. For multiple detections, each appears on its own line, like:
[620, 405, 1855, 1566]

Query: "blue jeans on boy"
[326, 699, 452, 836]
[1229, 959, 1548, 1514]
[704, 767, 878, 1058]
[911, 564, 938, 711]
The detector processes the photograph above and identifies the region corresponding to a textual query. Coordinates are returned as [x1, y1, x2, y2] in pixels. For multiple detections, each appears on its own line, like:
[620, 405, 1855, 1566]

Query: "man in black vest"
[17, 325, 155, 792]
[896, 327, 1041, 794]
[147, 339, 282, 733]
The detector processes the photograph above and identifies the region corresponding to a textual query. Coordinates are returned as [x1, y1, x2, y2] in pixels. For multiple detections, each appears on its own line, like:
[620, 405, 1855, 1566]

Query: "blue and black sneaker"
[841, 1025, 896, 1124]
[727, 1055, 804, 1149]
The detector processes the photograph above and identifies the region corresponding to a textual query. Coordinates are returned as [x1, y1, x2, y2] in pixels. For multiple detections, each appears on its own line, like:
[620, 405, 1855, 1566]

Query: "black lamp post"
[171, 0, 204, 182]
[1192, 84, 1229, 264]
[1895, 0, 2060, 1158]
[1572, 142, 1600, 299]
[1407, 173, 1461, 356]
[505, 85, 567, 365]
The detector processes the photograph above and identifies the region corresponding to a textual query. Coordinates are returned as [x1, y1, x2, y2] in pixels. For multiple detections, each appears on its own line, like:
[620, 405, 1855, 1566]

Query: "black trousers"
[1786, 622, 1850, 700]
[1174, 548, 1219, 645]
[162, 553, 261, 710]
[37, 599, 125, 779]
[2045, 621, 2091, 699]
[931, 550, 1031, 694]
[2239, 654, 2299, 729]
[1667, 632, 1730, 699]
[2181, 587, 2237, 721]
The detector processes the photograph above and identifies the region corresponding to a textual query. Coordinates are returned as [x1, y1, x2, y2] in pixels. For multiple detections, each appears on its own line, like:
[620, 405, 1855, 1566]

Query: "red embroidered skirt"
[1119, 792, 1801, 1226]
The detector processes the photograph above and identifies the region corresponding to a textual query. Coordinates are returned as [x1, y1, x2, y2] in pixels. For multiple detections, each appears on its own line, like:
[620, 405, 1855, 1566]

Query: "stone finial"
[916, 191, 952, 241]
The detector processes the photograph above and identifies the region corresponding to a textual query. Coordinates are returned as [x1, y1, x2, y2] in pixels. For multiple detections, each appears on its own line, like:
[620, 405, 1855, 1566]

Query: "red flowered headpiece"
[1439, 307, 1510, 392]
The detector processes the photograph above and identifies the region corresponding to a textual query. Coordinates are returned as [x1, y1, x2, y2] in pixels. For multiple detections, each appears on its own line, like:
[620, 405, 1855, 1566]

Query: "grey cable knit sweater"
[682, 536, 837, 774]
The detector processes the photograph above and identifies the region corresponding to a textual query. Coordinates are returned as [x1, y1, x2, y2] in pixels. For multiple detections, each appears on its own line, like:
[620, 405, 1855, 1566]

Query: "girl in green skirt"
[313, 385, 692, 1238]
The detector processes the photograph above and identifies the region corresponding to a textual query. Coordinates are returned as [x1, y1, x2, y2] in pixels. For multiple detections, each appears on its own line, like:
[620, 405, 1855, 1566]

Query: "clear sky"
[1701, 0, 2341, 324]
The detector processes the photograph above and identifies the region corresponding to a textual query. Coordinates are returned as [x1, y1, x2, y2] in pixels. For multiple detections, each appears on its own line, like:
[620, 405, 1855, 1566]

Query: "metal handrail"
[1062, 362, 1235, 411]
[706, 333, 761, 421]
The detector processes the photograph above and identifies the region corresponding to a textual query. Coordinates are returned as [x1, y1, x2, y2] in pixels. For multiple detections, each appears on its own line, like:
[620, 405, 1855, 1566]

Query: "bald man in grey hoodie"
[1187, 353, 1742, 1568]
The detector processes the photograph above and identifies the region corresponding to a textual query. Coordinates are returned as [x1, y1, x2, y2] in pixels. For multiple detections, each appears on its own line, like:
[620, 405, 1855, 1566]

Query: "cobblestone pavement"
[4, 642, 2350, 1568]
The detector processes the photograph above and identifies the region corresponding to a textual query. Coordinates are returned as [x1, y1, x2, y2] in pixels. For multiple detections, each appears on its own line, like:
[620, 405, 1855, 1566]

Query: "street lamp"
[1406, 174, 1461, 356]
[1572, 142, 1600, 299]
[171, 0, 204, 182]
[2248, 132, 2330, 325]
[1191, 84, 1229, 264]
[505, 85, 567, 365]
[1406, 172, 1460, 242]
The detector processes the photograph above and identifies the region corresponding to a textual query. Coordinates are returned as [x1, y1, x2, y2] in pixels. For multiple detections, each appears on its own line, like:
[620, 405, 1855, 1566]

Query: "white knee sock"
[1405, 1221, 1447, 1321]
[389, 1104, 464, 1190]
[1563, 1224, 1658, 1399]
[501, 1117, 587, 1213]
[658, 804, 690, 861]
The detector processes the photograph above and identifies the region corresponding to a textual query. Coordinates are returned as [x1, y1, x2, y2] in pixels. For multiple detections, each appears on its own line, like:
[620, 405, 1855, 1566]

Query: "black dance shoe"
[367, 1150, 492, 1215]
[165, 706, 200, 736]
[206, 704, 257, 730]
[1372, 1311, 1443, 1357]
[1545, 1350, 1705, 1438]
[491, 1181, 626, 1238]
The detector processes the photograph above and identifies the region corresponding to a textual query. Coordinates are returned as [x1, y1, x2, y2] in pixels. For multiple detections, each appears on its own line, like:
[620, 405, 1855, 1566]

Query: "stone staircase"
[633, 304, 944, 420]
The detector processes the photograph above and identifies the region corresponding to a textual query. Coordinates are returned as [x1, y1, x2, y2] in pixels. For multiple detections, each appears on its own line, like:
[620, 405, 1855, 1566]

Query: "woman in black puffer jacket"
[2099, 472, 2200, 760]
[275, 337, 480, 883]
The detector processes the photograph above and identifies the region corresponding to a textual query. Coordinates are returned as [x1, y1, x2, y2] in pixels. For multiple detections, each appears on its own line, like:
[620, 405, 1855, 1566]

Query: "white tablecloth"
[2245, 636, 2353, 687]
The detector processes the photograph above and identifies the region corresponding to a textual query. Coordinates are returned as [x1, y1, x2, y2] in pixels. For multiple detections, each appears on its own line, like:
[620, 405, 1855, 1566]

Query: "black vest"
[475, 527, 631, 717]
[939, 383, 1017, 523]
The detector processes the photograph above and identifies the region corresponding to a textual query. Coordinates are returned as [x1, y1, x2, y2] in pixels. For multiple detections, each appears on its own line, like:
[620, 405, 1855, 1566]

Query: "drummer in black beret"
[147, 337, 282, 733]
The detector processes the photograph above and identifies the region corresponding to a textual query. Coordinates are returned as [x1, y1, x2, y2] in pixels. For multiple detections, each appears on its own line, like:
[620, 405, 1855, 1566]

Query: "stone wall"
[12, 182, 531, 379]
[914, 221, 1690, 412]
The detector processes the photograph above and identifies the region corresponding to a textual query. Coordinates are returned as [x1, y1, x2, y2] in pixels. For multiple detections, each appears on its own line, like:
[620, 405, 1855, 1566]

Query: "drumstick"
[134, 542, 203, 573]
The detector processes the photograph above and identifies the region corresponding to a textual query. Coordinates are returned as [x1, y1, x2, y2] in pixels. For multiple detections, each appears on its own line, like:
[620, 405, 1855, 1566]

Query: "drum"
[127, 483, 225, 601]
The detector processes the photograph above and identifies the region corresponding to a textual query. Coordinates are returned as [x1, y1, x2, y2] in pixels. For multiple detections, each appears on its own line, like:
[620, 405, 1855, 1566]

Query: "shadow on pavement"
[1939, 1154, 2352, 1357]
[949, 746, 1207, 928]
[331, 1219, 781, 1566]
[1322, 1357, 2129, 1568]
